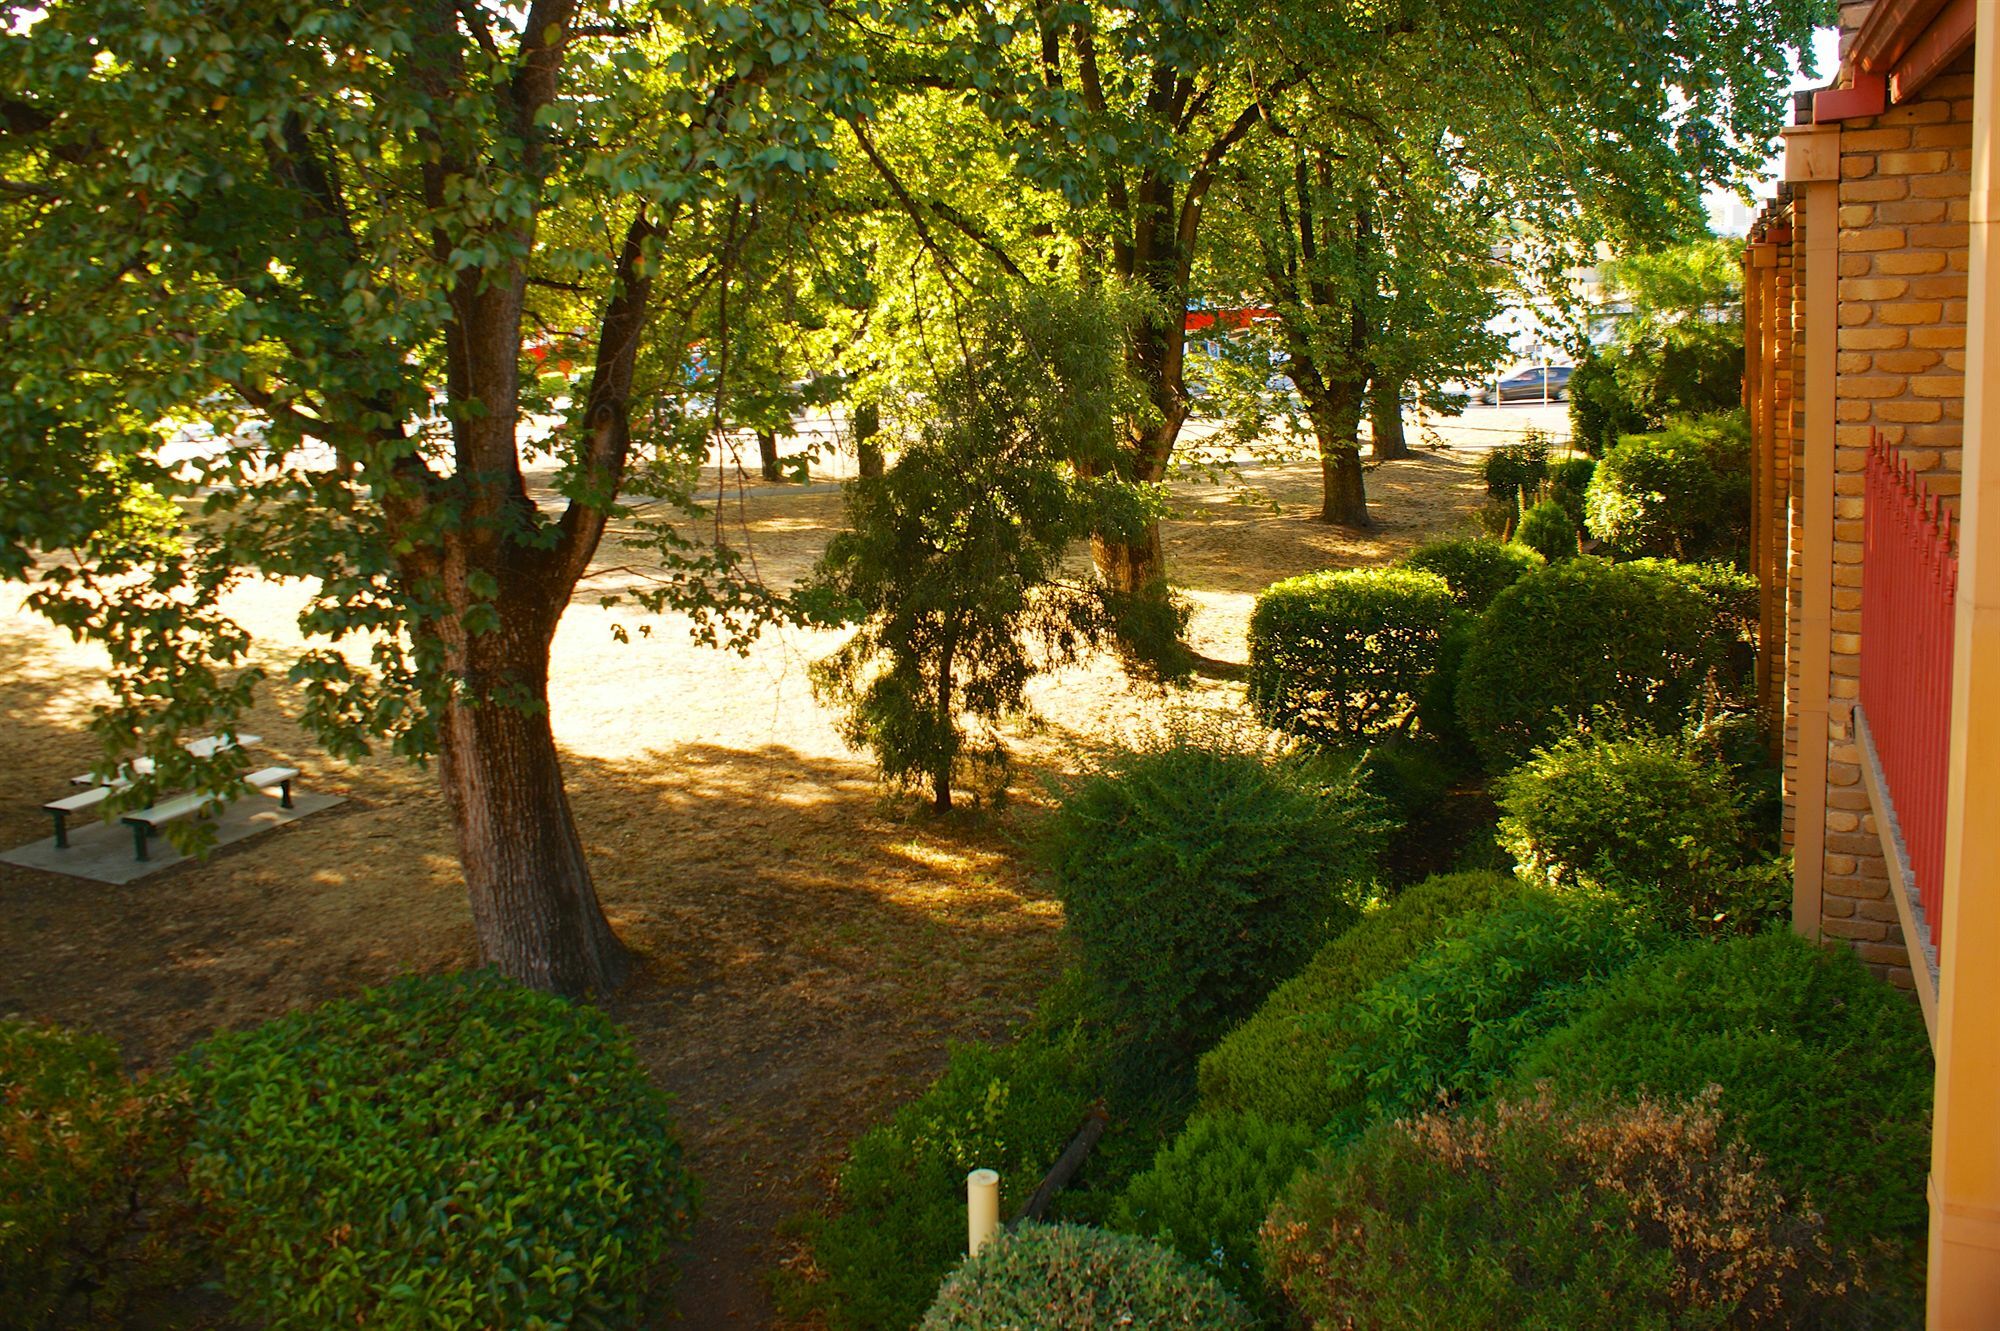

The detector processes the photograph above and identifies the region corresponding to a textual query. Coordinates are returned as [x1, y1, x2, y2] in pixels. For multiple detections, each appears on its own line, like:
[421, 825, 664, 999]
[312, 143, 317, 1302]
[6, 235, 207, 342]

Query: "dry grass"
[0, 417, 1527, 1326]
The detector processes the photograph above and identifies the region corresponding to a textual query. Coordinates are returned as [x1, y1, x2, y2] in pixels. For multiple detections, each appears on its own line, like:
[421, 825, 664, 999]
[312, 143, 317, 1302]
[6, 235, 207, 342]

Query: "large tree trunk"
[438, 676, 628, 996]
[853, 401, 884, 479]
[757, 427, 782, 483]
[1307, 386, 1371, 527]
[1370, 377, 1410, 461]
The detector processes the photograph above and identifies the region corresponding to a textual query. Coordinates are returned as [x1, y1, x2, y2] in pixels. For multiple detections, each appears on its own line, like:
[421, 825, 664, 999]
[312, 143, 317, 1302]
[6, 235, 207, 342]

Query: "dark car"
[1479, 365, 1573, 404]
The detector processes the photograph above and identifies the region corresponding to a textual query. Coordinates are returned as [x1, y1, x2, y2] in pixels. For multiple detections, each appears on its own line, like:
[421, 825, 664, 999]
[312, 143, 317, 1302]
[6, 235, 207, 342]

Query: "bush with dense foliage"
[1567, 350, 1647, 456]
[1585, 413, 1751, 562]
[1495, 728, 1781, 935]
[1506, 930, 1933, 1258]
[1045, 731, 1381, 1064]
[1514, 498, 1578, 562]
[1264, 1089, 1857, 1330]
[1455, 556, 1735, 770]
[1481, 432, 1551, 519]
[1247, 568, 1457, 740]
[1320, 890, 1665, 1140]
[1196, 871, 1523, 1127]
[1399, 536, 1544, 612]
[1113, 1112, 1316, 1307]
[180, 971, 696, 1331]
[922, 1222, 1255, 1330]
[2, 1022, 190, 1330]
[791, 1000, 1106, 1331]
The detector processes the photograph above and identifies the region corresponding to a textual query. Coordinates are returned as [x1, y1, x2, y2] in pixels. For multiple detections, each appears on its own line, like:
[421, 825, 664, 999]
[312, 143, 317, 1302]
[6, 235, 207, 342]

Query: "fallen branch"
[1011, 1105, 1109, 1225]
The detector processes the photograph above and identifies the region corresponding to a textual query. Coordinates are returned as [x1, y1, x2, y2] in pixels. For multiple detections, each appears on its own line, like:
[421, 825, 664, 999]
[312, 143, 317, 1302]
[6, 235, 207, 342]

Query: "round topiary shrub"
[1454, 556, 1728, 770]
[2, 1021, 191, 1328]
[1495, 728, 1773, 935]
[1263, 1089, 1858, 1331]
[181, 970, 696, 1331]
[922, 1222, 1256, 1330]
[1514, 499, 1578, 562]
[1044, 729, 1381, 1064]
[1585, 412, 1751, 561]
[1399, 537, 1544, 612]
[1247, 567, 1457, 742]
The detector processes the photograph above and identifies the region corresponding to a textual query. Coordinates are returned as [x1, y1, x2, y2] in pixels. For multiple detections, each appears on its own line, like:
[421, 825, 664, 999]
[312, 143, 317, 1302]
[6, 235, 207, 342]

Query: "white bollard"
[966, 1168, 1000, 1257]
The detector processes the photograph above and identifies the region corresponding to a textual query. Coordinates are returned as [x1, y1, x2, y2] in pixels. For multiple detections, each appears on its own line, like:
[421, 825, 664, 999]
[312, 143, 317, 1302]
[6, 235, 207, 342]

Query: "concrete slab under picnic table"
[2, 787, 345, 885]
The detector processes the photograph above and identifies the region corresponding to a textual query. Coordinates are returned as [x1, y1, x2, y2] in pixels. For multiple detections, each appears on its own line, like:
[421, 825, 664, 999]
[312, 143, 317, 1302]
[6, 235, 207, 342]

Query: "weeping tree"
[804, 286, 1161, 810]
[0, 0, 864, 994]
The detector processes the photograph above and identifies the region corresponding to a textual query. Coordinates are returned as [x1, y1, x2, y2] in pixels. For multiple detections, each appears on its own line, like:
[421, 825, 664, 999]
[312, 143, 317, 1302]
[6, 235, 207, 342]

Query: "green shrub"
[794, 1014, 1106, 1330]
[1481, 432, 1551, 516]
[1547, 456, 1598, 518]
[1113, 1113, 1315, 1308]
[1247, 568, 1457, 741]
[1399, 536, 1544, 612]
[1264, 1089, 1858, 1330]
[1196, 871, 1524, 1127]
[1514, 499, 1578, 562]
[1567, 351, 1646, 456]
[1495, 728, 1780, 935]
[1455, 556, 1732, 770]
[1321, 890, 1665, 1141]
[1585, 413, 1751, 561]
[1046, 730, 1381, 1065]
[1, 1022, 190, 1330]
[923, 1222, 1255, 1330]
[1506, 930, 1933, 1256]
[180, 971, 695, 1331]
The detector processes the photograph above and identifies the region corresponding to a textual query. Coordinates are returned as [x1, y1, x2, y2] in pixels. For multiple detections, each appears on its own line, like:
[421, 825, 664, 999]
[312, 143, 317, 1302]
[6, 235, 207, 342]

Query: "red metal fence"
[1861, 432, 1958, 942]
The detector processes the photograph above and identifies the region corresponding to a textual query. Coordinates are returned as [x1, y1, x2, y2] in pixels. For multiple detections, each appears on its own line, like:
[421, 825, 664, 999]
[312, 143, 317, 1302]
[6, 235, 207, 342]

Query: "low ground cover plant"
[1248, 568, 1457, 741]
[1263, 1089, 1857, 1330]
[1398, 536, 1544, 612]
[1455, 556, 1737, 769]
[1045, 729, 1382, 1069]
[922, 1222, 1255, 1330]
[180, 970, 695, 1331]
[1496, 728, 1784, 935]
[1, 1021, 191, 1330]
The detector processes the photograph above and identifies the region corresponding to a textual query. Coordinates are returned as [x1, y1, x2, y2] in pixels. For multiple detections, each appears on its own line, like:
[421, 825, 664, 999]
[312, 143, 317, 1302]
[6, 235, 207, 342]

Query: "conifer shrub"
[1455, 556, 1731, 770]
[922, 1222, 1255, 1330]
[1585, 412, 1752, 561]
[1319, 890, 1665, 1142]
[180, 971, 695, 1331]
[1399, 536, 1544, 612]
[1263, 1089, 1858, 1330]
[1, 1021, 191, 1329]
[1505, 930, 1933, 1258]
[1515, 498, 1579, 562]
[1195, 871, 1522, 1127]
[1495, 728, 1781, 935]
[1045, 731, 1381, 1065]
[1247, 567, 1457, 741]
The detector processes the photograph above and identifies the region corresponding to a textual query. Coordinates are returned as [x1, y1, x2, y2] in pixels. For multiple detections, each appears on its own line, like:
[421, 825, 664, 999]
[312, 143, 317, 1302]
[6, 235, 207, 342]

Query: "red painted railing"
[1861, 432, 1957, 943]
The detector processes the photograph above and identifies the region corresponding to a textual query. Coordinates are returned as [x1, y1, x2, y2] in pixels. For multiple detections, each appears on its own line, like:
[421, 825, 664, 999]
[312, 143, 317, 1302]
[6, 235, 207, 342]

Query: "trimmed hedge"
[1505, 930, 1933, 1257]
[1320, 890, 1666, 1142]
[1045, 732, 1381, 1064]
[1514, 499, 1578, 562]
[1585, 412, 1751, 561]
[2, 1022, 190, 1329]
[1248, 568, 1457, 741]
[181, 971, 695, 1331]
[1399, 537, 1544, 612]
[792, 1002, 1107, 1330]
[1495, 728, 1778, 936]
[1455, 556, 1734, 770]
[1264, 1089, 1857, 1330]
[1195, 871, 1524, 1128]
[922, 1222, 1255, 1330]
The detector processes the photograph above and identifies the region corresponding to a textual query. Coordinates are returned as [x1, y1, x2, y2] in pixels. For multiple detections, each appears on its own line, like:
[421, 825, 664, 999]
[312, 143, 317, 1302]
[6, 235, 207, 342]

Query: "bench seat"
[121, 766, 301, 861]
[43, 785, 117, 849]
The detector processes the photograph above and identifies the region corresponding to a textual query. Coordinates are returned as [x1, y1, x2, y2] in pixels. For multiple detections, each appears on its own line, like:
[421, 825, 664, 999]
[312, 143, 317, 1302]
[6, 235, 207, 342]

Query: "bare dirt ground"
[0, 408, 1550, 1328]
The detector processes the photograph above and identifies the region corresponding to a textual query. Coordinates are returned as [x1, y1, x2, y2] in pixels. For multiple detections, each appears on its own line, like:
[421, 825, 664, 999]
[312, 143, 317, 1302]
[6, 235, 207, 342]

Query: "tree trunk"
[853, 402, 884, 480]
[757, 427, 782, 483]
[933, 637, 955, 812]
[438, 675, 628, 996]
[1319, 444, 1370, 526]
[1370, 377, 1410, 461]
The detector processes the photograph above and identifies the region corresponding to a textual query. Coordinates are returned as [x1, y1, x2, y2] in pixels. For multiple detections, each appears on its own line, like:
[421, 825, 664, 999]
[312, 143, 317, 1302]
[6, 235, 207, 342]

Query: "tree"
[0, 0, 863, 994]
[803, 286, 1158, 810]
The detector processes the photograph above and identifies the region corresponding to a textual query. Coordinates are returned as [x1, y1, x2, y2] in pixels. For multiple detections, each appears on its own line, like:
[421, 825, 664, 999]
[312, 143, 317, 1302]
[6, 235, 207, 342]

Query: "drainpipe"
[1781, 113, 1842, 940]
[1930, 3, 2000, 1320]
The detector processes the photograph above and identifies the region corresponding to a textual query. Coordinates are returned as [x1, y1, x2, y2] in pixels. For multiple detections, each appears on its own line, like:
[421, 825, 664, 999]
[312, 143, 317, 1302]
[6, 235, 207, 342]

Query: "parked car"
[1478, 365, 1573, 404]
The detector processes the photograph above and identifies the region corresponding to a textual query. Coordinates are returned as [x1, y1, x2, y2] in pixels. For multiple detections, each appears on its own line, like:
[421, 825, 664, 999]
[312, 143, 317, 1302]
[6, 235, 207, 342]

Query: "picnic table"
[42, 734, 301, 860]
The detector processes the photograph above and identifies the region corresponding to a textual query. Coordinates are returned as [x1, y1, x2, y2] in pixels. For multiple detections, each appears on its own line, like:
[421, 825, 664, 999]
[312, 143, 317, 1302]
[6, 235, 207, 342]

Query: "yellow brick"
[1912, 374, 1966, 399]
[1911, 326, 1966, 348]
[1876, 400, 1945, 423]
[1841, 277, 1908, 301]
[1878, 151, 1954, 173]
[1842, 128, 1911, 152]
[1881, 98, 1953, 126]
[1876, 251, 1949, 275]
[1838, 400, 1874, 422]
[1844, 375, 1908, 398]
[1910, 223, 1970, 247]
[1879, 301, 1945, 324]
[1875, 349, 1942, 373]
[1913, 172, 1972, 198]
[1878, 198, 1950, 225]
[1913, 122, 1974, 149]
[1837, 351, 1873, 374]
[1840, 253, 1873, 277]
[1910, 274, 1970, 300]
[1842, 154, 1876, 179]
[1842, 178, 1909, 202]
[1839, 327, 1909, 350]
[1846, 228, 1907, 252]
